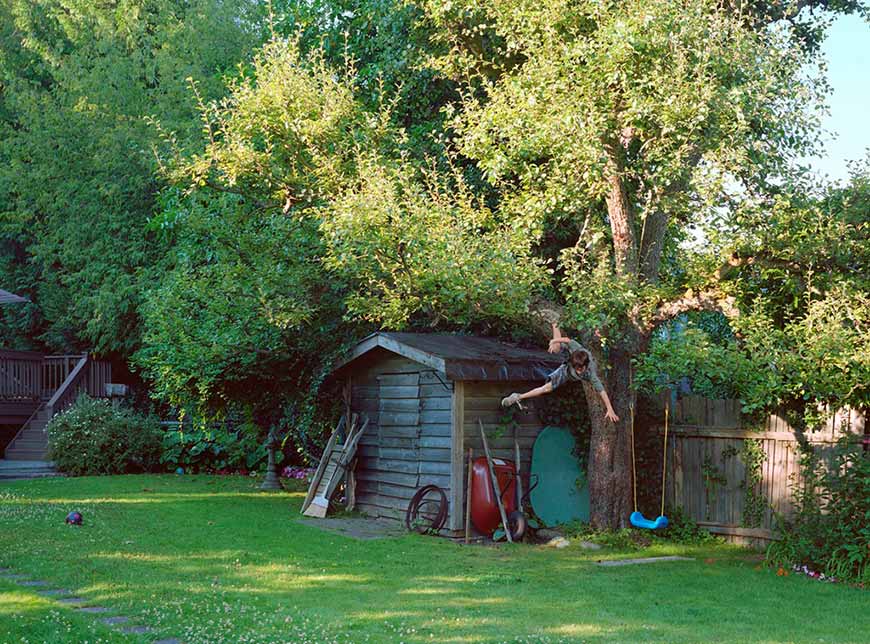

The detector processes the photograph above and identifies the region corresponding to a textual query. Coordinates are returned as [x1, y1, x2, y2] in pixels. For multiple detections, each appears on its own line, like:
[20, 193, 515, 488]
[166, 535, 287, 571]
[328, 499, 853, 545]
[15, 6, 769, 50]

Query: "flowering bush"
[281, 466, 314, 480]
[766, 438, 870, 585]
[47, 395, 162, 476]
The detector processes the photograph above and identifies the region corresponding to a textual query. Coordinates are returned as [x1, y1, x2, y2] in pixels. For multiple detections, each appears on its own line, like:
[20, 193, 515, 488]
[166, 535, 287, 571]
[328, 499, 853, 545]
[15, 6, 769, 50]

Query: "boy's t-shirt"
[555, 339, 604, 392]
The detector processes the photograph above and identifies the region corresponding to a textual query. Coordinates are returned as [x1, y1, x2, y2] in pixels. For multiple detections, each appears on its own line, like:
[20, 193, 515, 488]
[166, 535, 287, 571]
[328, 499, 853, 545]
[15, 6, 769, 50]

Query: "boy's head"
[569, 349, 590, 373]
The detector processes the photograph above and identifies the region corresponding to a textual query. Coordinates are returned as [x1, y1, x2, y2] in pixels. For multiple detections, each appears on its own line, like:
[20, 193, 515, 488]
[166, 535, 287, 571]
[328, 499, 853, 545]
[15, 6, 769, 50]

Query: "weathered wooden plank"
[419, 435, 451, 449]
[696, 522, 776, 540]
[363, 436, 416, 449]
[464, 382, 539, 397]
[420, 447, 451, 462]
[420, 460, 451, 475]
[379, 426, 421, 439]
[420, 384, 452, 399]
[421, 409, 451, 424]
[372, 447, 420, 461]
[358, 457, 419, 474]
[377, 481, 418, 499]
[421, 396, 452, 411]
[356, 469, 419, 487]
[376, 397, 418, 413]
[661, 426, 853, 442]
[378, 411, 420, 427]
[378, 373, 421, 387]
[419, 473, 451, 489]
[672, 437, 683, 511]
[378, 385, 420, 399]
[419, 422, 451, 438]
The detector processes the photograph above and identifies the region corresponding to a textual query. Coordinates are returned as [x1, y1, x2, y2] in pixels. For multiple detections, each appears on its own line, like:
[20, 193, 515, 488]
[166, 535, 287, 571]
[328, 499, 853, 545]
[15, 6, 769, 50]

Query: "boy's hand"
[547, 339, 563, 354]
[605, 409, 620, 423]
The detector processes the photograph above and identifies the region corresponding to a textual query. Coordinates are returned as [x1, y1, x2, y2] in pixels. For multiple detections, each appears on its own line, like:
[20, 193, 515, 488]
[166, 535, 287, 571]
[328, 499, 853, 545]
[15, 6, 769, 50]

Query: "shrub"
[160, 424, 267, 473]
[766, 439, 870, 585]
[47, 395, 162, 476]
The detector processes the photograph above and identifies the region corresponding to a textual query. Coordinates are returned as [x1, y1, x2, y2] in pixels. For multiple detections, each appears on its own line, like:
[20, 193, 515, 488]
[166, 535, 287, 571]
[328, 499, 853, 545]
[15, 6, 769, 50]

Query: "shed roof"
[0, 289, 28, 305]
[336, 332, 562, 382]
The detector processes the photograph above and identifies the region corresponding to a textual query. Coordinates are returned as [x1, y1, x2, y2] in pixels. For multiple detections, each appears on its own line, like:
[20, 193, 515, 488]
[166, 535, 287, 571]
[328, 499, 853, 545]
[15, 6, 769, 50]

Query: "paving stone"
[596, 556, 695, 567]
[100, 616, 130, 625]
[76, 606, 110, 613]
[152, 639, 182, 644]
[36, 589, 72, 596]
[1, 573, 28, 579]
[0, 567, 11, 572]
[58, 597, 87, 605]
[18, 580, 49, 586]
[120, 626, 153, 635]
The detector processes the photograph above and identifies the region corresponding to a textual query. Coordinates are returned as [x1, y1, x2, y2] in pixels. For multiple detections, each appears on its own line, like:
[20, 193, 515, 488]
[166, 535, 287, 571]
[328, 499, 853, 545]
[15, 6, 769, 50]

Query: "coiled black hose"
[405, 485, 448, 533]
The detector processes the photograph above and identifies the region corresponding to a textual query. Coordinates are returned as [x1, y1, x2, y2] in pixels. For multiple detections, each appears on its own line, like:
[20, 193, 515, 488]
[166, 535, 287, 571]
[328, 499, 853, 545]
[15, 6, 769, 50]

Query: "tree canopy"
[0, 0, 865, 528]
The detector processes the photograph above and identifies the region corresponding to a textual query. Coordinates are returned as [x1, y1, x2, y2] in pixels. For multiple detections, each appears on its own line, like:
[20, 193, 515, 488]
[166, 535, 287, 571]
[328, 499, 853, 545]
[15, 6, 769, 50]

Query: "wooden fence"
[660, 396, 866, 547]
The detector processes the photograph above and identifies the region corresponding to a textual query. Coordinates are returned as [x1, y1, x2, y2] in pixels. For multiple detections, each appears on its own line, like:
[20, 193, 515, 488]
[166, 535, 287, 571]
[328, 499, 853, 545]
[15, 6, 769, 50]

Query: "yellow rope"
[630, 402, 638, 513]
[660, 401, 669, 518]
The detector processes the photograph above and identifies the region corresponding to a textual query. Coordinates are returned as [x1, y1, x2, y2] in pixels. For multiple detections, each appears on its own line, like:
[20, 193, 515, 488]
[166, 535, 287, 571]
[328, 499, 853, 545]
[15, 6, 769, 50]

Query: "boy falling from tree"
[501, 323, 620, 423]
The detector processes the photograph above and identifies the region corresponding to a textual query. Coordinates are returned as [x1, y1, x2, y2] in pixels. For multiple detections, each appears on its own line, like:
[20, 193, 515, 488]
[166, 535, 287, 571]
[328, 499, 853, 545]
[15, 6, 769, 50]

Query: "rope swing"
[629, 394, 670, 530]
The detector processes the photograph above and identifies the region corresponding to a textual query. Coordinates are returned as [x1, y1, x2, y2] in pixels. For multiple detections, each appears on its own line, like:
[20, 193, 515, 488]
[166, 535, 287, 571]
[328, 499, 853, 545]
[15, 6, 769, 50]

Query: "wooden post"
[514, 434, 523, 514]
[449, 381, 465, 532]
[464, 448, 473, 544]
[478, 419, 512, 543]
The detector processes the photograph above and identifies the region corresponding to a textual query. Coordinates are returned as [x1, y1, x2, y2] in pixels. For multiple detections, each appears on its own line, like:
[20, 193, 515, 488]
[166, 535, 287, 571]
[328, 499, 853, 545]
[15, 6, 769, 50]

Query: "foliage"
[714, 161, 870, 422]
[657, 506, 723, 545]
[323, 153, 546, 329]
[767, 440, 870, 585]
[536, 382, 592, 468]
[739, 439, 768, 528]
[135, 191, 334, 414]
[0, 0, 269, 356]
[161, 423, 267, 474]
[46, 395, 162, 476]
[635, 327, 763, 402]
[422, 0, 825, 336]
[701, 454, 728, 521]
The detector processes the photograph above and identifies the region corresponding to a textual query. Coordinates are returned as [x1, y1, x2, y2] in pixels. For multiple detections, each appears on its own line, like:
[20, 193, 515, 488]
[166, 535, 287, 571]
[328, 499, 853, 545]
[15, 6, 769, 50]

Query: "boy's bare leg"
[501, 381, 554, 409]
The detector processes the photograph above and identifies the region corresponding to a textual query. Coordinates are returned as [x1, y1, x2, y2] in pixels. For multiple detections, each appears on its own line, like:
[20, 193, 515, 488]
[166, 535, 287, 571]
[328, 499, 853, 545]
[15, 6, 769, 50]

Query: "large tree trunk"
[584, 344, 636, 529]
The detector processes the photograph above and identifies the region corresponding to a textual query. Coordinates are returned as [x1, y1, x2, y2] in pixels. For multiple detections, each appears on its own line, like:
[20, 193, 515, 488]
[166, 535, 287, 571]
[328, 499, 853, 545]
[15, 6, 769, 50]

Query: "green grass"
[0, 475, 866, 643]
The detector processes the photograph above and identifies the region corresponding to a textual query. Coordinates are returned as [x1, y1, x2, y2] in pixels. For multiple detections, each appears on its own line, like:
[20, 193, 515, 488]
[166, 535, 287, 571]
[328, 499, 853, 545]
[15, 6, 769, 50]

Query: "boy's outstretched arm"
[599, 389, 619, 423]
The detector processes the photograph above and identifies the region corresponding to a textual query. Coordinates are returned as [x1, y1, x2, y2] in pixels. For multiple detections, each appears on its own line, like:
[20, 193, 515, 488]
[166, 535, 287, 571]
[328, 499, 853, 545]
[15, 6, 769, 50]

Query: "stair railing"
[0, 350, 42, 401]
[46, 354, 90, 420]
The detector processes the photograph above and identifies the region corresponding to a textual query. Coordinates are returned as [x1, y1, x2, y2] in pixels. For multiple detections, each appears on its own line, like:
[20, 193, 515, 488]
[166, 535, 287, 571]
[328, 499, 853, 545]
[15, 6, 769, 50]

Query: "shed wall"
[459, 380, 546, 536]
[351, 351, 454, 522]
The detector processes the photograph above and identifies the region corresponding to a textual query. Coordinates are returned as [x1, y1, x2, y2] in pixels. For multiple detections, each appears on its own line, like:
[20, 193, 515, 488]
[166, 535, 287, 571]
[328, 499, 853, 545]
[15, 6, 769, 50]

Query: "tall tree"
[416, 0, 838, 527]
[0, 0, 267, 356]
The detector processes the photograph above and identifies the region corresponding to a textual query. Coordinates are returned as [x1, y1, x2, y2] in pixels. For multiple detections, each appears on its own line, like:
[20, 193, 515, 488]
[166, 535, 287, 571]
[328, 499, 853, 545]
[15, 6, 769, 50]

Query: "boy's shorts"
[546, 363, 571, 391]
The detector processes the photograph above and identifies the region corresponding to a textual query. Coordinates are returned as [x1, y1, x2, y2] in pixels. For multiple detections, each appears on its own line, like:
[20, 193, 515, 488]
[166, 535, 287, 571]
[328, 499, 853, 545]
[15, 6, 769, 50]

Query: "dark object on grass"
[405, 485, 448, 534]
[65, 511, 83, 525]
[508, 510, 527, 541]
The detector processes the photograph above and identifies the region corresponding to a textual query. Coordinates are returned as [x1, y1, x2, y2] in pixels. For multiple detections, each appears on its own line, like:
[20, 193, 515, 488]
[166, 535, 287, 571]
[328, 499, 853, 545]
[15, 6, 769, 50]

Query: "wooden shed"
[331, 332, 563, 537]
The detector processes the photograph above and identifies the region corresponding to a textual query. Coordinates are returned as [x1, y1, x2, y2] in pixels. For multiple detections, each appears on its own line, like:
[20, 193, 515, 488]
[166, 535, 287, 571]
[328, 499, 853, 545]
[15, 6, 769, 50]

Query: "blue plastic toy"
[630, 511, 668, 530]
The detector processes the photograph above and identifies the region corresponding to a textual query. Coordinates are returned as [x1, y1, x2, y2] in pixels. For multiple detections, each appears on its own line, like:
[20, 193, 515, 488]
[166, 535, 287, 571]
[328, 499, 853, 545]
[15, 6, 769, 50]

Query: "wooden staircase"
[5, 404, 51, 460]
[1, 351, 112, 461]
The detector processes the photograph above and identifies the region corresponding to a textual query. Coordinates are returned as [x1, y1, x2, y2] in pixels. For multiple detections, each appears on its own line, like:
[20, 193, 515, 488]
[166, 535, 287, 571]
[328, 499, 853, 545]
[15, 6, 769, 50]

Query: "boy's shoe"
[501, 393, 523, 408]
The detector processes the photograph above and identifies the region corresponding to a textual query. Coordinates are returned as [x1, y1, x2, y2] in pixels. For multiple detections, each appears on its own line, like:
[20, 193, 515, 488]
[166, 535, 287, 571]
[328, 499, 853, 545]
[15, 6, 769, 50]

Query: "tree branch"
[641, 290, 739, 334]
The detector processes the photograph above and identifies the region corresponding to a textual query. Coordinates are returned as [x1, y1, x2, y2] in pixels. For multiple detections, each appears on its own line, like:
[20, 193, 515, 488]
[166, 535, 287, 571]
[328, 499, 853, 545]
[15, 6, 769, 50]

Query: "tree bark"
[584, 342, 636, 529]
[603, 144, 638, 276]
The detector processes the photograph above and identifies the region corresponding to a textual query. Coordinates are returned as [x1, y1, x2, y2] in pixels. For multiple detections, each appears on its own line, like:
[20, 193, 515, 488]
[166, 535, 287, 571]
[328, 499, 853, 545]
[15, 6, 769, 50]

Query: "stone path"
[596, 556, 695, 567]
[0, 566, 183, 642]
[297, 516, 406, 540]
[0, 459, 60, 481]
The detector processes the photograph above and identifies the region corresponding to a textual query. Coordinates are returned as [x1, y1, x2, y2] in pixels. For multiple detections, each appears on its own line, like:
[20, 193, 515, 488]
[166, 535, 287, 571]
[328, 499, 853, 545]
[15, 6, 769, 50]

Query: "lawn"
[0, 475, 866, 644]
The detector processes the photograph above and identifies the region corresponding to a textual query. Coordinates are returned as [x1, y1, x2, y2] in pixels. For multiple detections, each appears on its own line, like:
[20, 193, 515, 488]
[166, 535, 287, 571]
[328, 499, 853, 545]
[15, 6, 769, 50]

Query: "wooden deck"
[0, 350, 112, 459]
